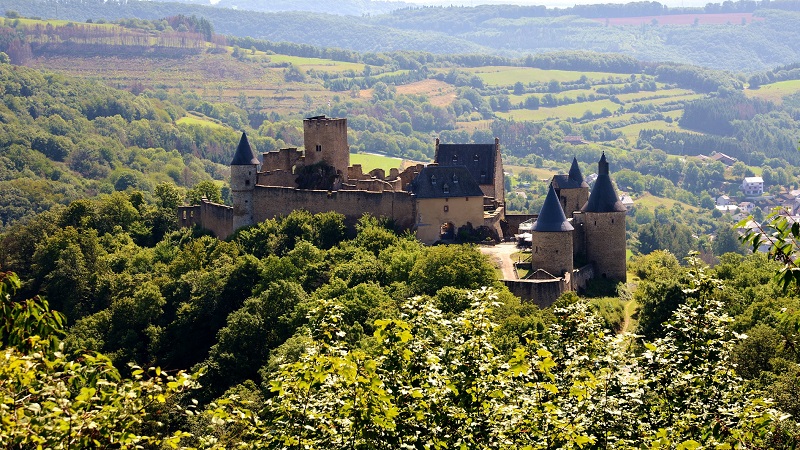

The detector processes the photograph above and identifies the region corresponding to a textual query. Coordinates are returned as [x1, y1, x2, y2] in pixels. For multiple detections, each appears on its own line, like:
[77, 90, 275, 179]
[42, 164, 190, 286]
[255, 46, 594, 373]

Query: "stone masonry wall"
[252, 186, 416, 231]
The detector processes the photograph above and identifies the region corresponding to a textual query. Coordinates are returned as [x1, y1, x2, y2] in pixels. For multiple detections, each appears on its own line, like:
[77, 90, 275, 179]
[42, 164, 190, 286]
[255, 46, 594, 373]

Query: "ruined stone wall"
[493, 138, 505, 206]
[579, 211, 627, 283]
[257, 170, 296, 188]
[505, 213, 537, 234]
[483, 206, 504, 240]
[261, 147, 303, 174]
[571, 264, 595, 292]
[502, 278, 568, 308]
[252, 186, 416, 231]
[303, 117, 349, 178]
[178, 201, 233, 239]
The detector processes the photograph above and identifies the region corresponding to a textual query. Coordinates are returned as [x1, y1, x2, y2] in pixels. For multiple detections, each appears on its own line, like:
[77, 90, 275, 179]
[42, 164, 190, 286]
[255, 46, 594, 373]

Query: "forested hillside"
[4, 0, 800, 70]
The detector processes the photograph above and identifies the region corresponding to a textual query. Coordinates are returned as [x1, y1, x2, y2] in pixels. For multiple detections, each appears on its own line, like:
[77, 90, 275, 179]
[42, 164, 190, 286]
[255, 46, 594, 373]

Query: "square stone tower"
[303, 116, 349, 182]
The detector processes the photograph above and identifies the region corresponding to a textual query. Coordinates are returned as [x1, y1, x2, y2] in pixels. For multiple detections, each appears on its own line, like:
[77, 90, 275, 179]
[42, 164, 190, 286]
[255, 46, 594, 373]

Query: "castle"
[178, 116, 626, 305]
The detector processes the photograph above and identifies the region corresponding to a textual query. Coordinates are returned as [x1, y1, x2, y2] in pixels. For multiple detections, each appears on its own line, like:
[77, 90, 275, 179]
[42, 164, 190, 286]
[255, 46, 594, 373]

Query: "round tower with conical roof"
[580, 152, 627, 282]
[531, 184, 574, 278]
[231, 132, 259, 231]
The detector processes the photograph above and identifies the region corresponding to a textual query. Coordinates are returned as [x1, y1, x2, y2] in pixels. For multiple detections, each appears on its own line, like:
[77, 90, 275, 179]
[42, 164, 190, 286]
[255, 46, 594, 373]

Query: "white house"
[716, 195, 731, 206]
[738, 202, 755, 214]
[742, 177, 764, 197]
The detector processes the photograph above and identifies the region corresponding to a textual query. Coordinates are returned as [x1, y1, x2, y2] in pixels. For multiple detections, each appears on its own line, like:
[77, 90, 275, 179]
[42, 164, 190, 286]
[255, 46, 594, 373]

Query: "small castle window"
[316, 144, 322, 152]
[444, 205, 449, 212]
[443, 183, 450, 194]
[473, 154, 479, 162]
[245, 179, 250, 186]
[480, 170, 487, 181]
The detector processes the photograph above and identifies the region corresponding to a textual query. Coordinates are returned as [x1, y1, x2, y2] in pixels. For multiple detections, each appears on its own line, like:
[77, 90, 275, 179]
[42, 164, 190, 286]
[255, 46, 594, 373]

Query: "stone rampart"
[252, 186, 416, 231]
[178, 200, 233, 239]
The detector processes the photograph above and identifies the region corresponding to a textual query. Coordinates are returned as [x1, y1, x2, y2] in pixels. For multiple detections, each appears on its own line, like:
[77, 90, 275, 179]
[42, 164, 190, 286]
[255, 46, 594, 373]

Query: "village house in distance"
[179, 115, 626, 305]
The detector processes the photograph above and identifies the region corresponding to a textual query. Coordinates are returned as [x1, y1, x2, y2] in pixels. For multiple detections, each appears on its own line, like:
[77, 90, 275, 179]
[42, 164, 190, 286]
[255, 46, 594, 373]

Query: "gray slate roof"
[435, 143, 496, 185]
[582, 153, 626, 213]
[552, 157, 589, 190]
[534, 184, 574, 232]
[230, 132, 260, 165]
[408, 166, 484, 199]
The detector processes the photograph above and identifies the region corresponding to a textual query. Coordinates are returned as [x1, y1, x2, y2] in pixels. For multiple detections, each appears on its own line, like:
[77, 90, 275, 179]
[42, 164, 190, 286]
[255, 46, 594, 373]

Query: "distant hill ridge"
[4, 0, 800, 70]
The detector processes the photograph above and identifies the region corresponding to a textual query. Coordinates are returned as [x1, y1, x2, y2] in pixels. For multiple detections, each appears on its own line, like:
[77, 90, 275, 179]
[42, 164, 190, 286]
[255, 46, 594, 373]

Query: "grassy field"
[497, 99, 621, 121]
[464, 66, 626, 86]
[635, 193, 697, 212]
[350, 153, 404, 172]
[176, 114, 227, 129]
[746, 80, 800, 104]
[505, 164, 557, 180]
[258, 53, 364, 73]
[614, 88, 696, 103]
[394, 79, 457, 107]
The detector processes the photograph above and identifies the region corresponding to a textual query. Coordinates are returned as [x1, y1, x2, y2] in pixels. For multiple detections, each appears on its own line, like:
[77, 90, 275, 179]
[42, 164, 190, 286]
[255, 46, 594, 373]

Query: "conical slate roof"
[533, 184, 574, 232]
[552, 157, 589, 190]
[582, 153, 626, 213]
[568, 157, 585, 184]
[230, 132, 260, 165]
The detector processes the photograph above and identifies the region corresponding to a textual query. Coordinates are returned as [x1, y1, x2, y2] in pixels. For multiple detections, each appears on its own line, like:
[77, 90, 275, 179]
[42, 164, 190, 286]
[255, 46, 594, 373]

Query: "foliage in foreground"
[0, 256, 792, 448]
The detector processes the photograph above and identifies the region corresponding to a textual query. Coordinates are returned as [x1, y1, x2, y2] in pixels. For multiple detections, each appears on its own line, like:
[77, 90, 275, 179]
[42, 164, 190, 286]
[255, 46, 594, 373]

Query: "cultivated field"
[745, 79, 800, 104]
[463, 66, 624, 86]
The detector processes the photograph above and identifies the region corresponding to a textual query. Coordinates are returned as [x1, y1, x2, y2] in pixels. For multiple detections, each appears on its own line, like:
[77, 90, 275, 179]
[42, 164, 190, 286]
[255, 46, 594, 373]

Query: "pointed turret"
[231, 132, 260, 166]
[530, 184, 574, 279]
[568, 157, 584, 184]
[578, 152, 627, 283]
[552, 156, 589, 218]
[582, 152, 626, 213]
[534, 185, 574, 232]
[230, 132, 258, 231]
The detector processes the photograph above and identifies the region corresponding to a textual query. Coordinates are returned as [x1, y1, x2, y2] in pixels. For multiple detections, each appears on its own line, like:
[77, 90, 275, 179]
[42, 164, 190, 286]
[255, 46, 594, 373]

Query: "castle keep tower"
[552, 157, 589, 218]
[531, 184, 574, 278]
[231, 132, 259, 231]
[579, 153, 627, 282]
[303, 116, 349, 182]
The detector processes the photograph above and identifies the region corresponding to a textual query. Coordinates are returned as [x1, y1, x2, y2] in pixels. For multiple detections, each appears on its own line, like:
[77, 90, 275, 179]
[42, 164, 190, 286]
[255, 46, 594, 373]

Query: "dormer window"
[453, 174, 459, 184]
[480, 170, 487, 181]
[452, 154, 458, 162]
[431, 175, 437, 185]
[473, 154, 479, 162]
[443, 183, 450, 194]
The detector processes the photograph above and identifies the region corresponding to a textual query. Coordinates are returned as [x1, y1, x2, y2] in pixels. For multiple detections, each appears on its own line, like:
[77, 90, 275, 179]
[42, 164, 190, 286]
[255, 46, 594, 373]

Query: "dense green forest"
[3, 188, 800, 446]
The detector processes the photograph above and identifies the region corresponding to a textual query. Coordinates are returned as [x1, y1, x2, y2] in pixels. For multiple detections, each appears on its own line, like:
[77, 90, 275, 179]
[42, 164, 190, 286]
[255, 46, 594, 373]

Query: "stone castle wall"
[178, 201, 234, 239]
[252, 186, 416, 231]
[505, 213, 537, 235]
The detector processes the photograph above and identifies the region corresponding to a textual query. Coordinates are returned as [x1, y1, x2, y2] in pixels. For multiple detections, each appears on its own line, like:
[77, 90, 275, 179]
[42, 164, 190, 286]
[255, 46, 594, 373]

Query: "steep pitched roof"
[552, 157, 589, 190]
[435, 143, 496, 185]
[408, 165, 484, 199]
[582, 153, 626, 213]
[230, 132, 260, 165]
[533, 184, 574, 232]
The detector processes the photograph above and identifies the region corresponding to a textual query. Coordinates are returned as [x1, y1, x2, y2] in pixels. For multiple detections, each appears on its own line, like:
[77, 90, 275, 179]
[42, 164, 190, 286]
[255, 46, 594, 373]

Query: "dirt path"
[620, 299, 637, 334]
[479, 242, 519, 280]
